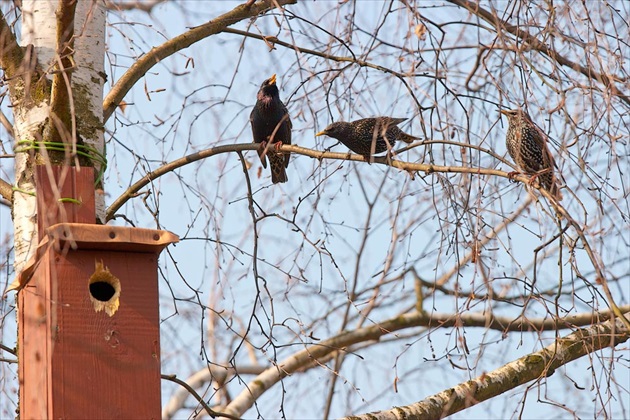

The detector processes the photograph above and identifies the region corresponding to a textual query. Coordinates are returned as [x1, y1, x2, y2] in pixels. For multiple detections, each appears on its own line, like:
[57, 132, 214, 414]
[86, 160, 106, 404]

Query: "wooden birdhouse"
[13, 166, 178, 419]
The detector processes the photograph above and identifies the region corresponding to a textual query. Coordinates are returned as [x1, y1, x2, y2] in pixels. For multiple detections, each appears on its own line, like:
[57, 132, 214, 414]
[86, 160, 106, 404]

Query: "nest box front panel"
[50, 249, 161, 418]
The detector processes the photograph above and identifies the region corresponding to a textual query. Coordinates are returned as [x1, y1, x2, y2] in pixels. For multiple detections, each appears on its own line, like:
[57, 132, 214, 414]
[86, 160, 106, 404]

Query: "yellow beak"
[269, 74, 277, 85]
[499, 109, 510, 116]
[315, 130, 326, 137]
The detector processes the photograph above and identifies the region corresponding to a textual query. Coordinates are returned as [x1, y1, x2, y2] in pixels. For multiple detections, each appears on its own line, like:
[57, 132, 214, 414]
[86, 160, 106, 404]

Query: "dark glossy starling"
[500, 109, 562, 200]
[250, 74, 292, 183]
[315, 117, 419, 160]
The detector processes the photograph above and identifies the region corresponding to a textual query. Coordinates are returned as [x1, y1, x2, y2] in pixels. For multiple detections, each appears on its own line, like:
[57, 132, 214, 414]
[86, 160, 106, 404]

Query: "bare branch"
[103, 0, 166, 12]
[448, 0, 630, 105]
[161, 374, 239, 420]
[222, 307, 630, 417]
[162, 365, 266, 419]
[0, 11, 24, 77]
[105, 142, 529, 222]
[223, 27, 442, 82]
[0, 178, 12, 202]
[348, 312, 630, 419]
[102, 0, 297, 122]
[47, 0, 77, 146]
[0, 110, 14, 138]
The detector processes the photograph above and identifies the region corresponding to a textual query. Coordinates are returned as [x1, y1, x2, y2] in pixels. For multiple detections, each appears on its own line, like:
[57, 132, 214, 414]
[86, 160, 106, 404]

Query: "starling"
[315, 117, 419, 160]
[250, 74, 292, 183]
[500, 109, 562, 200]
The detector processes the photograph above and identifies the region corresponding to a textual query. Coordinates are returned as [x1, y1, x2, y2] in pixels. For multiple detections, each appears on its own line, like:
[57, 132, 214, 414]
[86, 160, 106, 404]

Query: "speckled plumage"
[500, 109, 562, 200]
[250, 74, 292, 183]
[315, 117, 418, 160]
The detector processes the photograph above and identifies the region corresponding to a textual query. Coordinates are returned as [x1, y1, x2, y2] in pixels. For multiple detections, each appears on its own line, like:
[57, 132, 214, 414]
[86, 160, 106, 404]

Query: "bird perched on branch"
[500, 108, 562, 201]
[315, 117, 419, 161]
[250, 74, 292, 183]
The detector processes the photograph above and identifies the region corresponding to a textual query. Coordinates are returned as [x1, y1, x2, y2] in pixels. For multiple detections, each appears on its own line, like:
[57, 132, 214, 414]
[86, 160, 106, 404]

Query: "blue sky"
[1, 1, 629, 418]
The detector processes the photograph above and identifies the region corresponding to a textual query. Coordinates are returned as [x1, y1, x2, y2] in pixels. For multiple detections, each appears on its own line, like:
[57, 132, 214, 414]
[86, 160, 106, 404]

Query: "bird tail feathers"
[549, 181, 563, 201]
[400, 133, 420, 144]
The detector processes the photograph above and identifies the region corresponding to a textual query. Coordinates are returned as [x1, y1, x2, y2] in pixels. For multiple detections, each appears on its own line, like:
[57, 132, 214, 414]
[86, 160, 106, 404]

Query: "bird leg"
[526, 173, 540, 187]
[385, 149, 395, 165]
[259, 140, 269, 160]
[526, 167, 552, 187]
[507, 171, 521, 183]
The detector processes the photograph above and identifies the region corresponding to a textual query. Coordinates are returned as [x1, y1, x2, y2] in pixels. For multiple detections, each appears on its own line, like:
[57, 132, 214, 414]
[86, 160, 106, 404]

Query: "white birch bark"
[13, 0, 105, 273]
[12, 0, 57, 273]
[69, 0, 106, 221]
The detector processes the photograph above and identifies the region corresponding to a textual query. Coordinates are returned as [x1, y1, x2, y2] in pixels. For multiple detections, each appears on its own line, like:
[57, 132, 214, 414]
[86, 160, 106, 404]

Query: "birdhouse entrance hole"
[88, 260, 121, 316]
[90, 281, 115, 301]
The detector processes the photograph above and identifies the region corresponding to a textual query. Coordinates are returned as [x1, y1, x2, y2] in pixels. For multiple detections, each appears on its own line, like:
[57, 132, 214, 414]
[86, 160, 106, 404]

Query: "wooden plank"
[18, 251, 52, 420]
[50, 250, 162, 418]
[35, 166, 96, 239]
[19, 247, 164, 419]
[47, 223, 179, 253]
[10, 225, 178, 292]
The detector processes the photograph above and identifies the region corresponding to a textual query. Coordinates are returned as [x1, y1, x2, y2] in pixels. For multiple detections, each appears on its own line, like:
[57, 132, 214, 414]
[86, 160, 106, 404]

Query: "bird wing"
[533, 123, 557, 170]
[281, 105, 292, 168]
[282, 103, 292, 143]
[250, 108, 268, 168]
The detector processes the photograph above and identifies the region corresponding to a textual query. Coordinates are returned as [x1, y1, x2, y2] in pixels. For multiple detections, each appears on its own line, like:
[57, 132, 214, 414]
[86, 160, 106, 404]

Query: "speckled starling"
[315, 117, 419, 160]
[250, 74, 292, 183]
[500, 109, 562, 200]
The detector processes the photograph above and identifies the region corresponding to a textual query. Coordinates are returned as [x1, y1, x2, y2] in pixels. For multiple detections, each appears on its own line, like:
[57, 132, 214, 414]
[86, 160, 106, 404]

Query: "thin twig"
[161, 374, 239, 420]
[102, 0, 297, 122]
[105, 142, 533, 221]
[448, 0, 630, 105]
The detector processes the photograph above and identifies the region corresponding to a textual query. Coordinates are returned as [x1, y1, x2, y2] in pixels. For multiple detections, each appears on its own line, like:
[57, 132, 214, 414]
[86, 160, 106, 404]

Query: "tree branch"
[223, 27, 443, 82]
[221, 307, 630, 417]
[162, 365, 266, 419]
[0, 11, 24, 77]
[105, 140, 621, 324]
[102, 0, 297, 122]
[448, 0, 630, 106]
[348, 312, 630, 419]
[0, 110, 14, 138]
[104, 0, 166, 12]
[104, 142, 523, 222]
[47, 0, 77, 146]
[161, 374, 239, 420]
[0, 178, 12, 202]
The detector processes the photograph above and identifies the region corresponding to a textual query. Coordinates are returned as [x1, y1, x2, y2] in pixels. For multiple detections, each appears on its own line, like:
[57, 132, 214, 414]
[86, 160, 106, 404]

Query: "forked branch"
[348, 312, 630, 419]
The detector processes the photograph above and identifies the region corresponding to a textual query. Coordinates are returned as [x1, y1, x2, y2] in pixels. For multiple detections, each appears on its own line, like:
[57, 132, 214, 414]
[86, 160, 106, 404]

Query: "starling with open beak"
[250, 74, 292, 183]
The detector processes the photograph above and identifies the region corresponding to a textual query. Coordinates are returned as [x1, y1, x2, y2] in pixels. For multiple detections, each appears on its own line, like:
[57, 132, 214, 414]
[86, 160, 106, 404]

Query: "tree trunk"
[13, 0, 105, 273]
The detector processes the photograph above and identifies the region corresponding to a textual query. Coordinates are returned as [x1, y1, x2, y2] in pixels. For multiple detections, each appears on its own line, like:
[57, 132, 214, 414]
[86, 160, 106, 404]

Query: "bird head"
[499, 109, 519, 117]
[257, 74, 280, 101]
[315, 122, 349, 140]
[499, 108, 532, 122]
